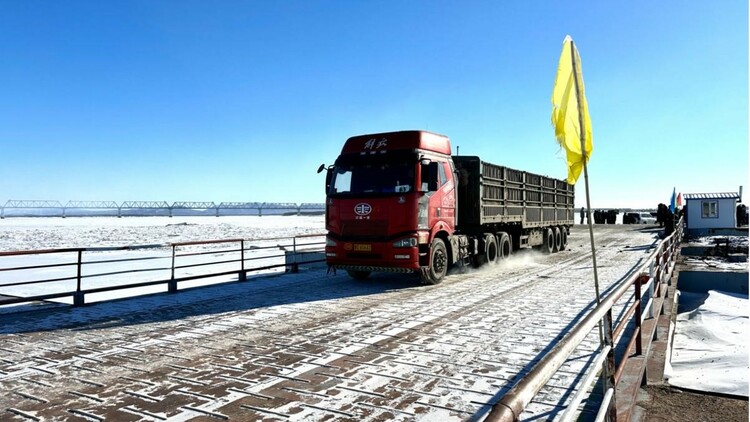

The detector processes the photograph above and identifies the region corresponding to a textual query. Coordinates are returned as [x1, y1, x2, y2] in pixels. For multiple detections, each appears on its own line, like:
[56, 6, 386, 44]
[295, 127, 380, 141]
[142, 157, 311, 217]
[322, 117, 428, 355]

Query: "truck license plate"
[353, 244, 372, 252]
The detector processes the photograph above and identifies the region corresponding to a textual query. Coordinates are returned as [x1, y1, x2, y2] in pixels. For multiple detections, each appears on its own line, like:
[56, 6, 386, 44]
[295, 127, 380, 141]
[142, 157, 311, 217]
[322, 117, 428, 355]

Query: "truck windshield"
[330, 162, 416, 195]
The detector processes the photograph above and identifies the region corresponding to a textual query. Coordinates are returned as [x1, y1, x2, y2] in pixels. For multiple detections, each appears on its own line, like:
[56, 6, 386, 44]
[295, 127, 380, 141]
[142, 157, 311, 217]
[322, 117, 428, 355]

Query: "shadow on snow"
[0, 270, 420, 335]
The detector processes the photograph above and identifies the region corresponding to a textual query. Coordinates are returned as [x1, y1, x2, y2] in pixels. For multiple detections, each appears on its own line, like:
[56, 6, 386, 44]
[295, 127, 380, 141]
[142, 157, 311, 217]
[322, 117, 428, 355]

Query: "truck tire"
[553, 227, 562, 252]
[544, 228, 554, 254]
[421, 238, 447, 284]
[471, 234, 498, 267]
[484, 233, 499, 264]
[560, 227, 568, 251]
[347, 270, 371, 281]
[498, 232, 511, 260]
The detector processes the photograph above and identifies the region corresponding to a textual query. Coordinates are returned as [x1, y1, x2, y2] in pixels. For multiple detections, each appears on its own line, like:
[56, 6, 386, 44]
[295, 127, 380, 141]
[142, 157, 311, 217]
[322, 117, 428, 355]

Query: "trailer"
[319, 130, 574, 284]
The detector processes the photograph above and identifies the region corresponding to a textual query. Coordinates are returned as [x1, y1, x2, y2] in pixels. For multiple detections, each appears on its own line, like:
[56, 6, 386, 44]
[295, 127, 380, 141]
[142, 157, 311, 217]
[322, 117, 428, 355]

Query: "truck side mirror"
[317, 164, 326, 174]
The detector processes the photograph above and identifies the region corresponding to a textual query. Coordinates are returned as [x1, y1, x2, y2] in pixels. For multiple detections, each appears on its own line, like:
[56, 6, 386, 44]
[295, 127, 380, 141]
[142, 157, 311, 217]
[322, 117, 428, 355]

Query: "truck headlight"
[392, 237, 417, 248]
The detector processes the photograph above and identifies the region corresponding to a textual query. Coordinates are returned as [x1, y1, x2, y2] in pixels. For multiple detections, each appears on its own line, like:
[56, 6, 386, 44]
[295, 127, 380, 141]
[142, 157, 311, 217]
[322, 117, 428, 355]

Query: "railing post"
[169, 244, 177, 293]
[73, 250, 84, 306]
[239, 240, 247, 281]
[291, 236, 299, 273]
[603, 309, 617, 421]
[647, 261, 656, 319]
[635, 276, 644, 355]
[655, 251, 661, 286]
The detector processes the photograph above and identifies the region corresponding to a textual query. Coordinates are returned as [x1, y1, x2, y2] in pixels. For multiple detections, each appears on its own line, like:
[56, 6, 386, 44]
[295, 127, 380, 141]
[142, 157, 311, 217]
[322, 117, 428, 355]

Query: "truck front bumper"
[331, 264, 416, 274]
[325, 240, 420, 271]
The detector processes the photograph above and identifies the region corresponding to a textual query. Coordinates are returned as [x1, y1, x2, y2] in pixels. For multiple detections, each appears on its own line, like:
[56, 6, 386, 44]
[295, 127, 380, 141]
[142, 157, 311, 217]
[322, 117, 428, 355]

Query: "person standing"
[580, 207, 585, 224]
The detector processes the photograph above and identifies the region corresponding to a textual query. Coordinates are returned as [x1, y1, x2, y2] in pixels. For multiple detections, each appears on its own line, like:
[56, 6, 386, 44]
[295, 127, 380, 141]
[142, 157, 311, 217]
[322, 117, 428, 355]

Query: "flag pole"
[570, 39, 614, 403]
[569, 41, 601, 307]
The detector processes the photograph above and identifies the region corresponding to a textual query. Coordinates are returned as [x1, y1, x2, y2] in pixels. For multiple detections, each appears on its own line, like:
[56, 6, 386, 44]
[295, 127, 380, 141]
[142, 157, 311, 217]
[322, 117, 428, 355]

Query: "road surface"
[0, 225, 660, 421]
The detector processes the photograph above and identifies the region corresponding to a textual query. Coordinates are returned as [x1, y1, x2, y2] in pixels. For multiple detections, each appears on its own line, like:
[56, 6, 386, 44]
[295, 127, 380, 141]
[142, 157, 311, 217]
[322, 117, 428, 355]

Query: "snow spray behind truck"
[318, 130, 574, 284]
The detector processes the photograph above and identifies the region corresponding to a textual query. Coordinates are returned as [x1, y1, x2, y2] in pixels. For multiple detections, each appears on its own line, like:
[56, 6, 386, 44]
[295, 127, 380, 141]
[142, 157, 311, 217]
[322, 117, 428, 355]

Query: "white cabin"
[683, 192, 741, 234]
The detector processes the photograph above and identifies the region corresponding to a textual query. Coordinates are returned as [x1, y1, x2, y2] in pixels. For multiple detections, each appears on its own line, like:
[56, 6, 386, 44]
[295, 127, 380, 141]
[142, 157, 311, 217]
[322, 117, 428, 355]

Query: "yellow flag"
[551, 35, 593, 185]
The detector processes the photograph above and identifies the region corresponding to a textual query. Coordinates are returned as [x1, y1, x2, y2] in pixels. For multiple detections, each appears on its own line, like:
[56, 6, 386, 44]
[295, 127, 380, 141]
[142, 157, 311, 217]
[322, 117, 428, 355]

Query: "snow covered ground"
[0, 215, 325, 251]
[665, 290, 750, 397]
[667, 289, 749, 397]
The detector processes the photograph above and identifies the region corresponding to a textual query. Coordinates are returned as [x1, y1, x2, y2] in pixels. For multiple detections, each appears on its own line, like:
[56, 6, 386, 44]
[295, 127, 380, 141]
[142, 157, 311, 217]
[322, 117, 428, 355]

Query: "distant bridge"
[0, 200, 325, 218]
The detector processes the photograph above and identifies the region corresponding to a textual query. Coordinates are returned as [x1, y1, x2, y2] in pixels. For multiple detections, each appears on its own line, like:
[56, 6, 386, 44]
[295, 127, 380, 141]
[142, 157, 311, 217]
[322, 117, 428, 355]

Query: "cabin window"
[438, 163, 448, 186]
[701, 201, 718, 218]
[330, 162, 415, 194]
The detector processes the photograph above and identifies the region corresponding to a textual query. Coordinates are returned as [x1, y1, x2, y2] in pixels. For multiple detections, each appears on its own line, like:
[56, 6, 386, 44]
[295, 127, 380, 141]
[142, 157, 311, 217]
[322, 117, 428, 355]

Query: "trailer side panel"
[454, 156, 574, 229]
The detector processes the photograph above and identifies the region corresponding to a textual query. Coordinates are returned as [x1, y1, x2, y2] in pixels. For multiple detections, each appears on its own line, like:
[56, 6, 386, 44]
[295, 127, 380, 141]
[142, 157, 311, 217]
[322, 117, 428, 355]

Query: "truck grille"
[341, 220, 389, 237]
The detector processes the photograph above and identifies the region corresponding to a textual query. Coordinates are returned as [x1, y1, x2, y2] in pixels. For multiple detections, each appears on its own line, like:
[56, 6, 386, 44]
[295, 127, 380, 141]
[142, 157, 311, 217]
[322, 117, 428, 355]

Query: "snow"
[683, 235, 749, 249]
[0, 216, 325, 250]
[666, 289, 749, 397]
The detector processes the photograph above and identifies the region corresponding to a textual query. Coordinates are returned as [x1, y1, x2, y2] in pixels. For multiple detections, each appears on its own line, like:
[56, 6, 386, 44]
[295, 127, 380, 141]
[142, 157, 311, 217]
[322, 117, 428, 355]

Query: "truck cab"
[322, 131, 455, 283]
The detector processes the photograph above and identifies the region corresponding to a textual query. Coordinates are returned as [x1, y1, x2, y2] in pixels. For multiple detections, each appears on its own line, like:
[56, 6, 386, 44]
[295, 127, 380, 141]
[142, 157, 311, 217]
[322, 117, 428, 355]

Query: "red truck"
[318, 130, 574, 284]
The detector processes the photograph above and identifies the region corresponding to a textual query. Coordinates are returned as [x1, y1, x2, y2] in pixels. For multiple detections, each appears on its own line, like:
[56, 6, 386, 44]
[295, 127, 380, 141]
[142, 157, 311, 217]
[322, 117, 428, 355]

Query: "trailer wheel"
[559, 227, 568, 251]
[553, 227, 562, 252]
[484, 234, 499, 264]
[347, 270, 371, 281]
[544, 228, 555, 254]
[498, 232, 511, 260]
[421, 238, 447, 284]
[471, 234, 498, 267]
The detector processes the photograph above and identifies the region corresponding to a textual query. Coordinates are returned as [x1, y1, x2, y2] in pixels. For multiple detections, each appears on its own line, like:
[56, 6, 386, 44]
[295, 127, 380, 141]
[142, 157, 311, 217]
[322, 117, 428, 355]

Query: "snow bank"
[666, 289, 749, 397]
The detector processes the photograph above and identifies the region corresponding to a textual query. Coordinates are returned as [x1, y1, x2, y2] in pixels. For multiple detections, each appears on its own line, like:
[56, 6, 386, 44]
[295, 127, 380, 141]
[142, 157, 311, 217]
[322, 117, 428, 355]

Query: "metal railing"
[486, 219, 684, 422]
[0, 234, 327, 307]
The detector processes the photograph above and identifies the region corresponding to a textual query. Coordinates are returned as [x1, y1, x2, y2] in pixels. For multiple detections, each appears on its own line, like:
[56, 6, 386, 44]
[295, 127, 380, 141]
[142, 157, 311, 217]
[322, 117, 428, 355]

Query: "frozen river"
[0, 216, 326, 251]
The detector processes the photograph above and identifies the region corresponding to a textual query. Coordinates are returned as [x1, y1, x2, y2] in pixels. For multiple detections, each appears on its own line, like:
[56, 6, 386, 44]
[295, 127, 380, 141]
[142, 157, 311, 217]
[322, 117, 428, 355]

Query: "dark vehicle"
[320, 130, 575, 284]
[623, 212, 641, 224]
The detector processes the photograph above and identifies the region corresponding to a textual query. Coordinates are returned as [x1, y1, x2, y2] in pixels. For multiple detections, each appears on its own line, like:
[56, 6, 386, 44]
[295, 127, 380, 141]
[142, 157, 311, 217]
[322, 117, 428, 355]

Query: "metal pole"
[635, 276, 643, 355]
[570, 40, 601, 306]
[571, 39, 611, 402]
[74, 250, 84, 306]
[169, 244, 177, 292]
[239, 240, 246, 281]
[603, 309, 617, 421]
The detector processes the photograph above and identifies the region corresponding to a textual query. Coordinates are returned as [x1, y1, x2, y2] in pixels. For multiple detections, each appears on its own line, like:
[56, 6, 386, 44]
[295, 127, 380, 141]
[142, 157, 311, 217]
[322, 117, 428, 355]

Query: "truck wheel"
[498, 232, 511, 260]
[544, 228, 554, 254]
[560, 227, 568, 251]
[347, 270, 371, 281]
[421, 238, 447, 284]
[553, 227, 562, 252]
[484, 234, 498, 264]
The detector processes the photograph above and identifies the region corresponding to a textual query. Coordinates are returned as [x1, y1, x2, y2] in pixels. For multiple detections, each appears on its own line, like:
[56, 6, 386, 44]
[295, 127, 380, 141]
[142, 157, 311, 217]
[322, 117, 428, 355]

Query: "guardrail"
[486, 219, 684, 422]
[0, 234, 327, 307]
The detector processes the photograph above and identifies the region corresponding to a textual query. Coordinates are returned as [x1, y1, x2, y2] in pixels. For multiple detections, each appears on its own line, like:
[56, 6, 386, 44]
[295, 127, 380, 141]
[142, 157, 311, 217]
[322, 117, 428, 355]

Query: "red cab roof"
[342, 130, 451, 156]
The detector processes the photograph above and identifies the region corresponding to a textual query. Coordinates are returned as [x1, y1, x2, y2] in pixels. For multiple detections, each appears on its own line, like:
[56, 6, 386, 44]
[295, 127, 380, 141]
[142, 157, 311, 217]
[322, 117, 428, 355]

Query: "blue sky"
[0, 1, 747, 208]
